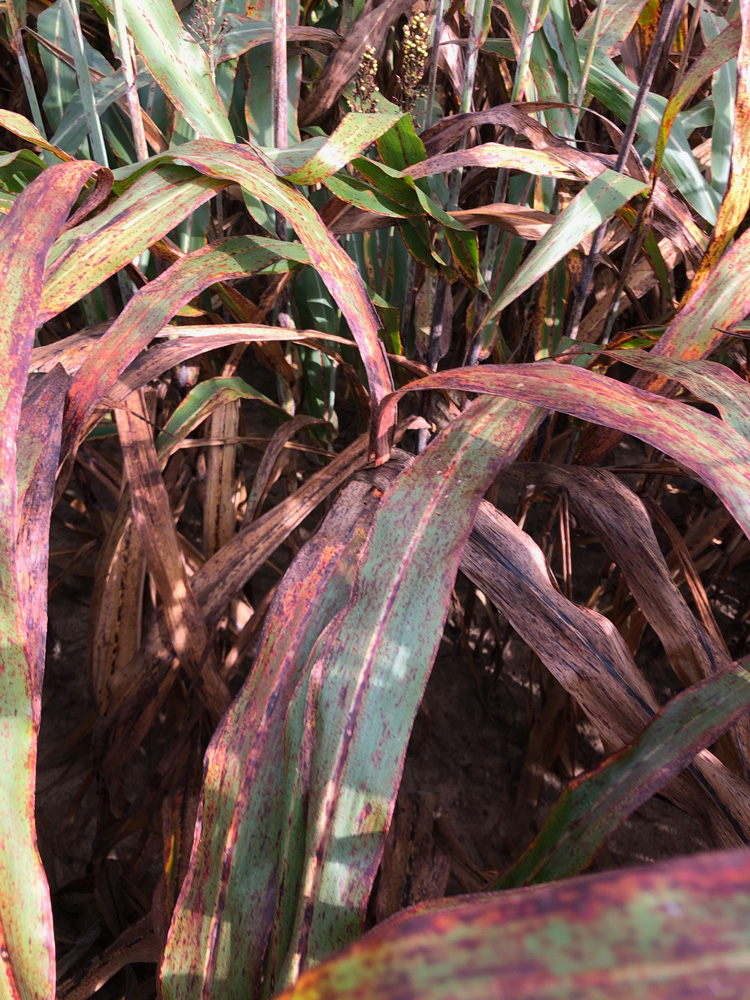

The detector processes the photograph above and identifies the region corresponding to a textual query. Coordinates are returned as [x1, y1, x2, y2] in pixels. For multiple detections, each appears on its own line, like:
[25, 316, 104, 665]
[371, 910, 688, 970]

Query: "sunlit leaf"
[482, 169, 647, 327]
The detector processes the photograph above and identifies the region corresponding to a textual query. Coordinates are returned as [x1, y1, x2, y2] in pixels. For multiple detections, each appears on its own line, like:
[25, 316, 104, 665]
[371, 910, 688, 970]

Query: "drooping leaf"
[155, 377, 286, 461]
[602, 348, 750, 441]
[278, 847, 750, 1000]
[61, 236, 321, 457]
[405, 142, 580, 181]
[0, 159, 95, 1000]
[378, 362, 750, 538]
[577, 224, 750, 463]
[0, 108, 72, 160]
[40, 165, 227, 324]
[496, 659, 750, 888]
[283, 111, 403, 184]
[163, 140, 395, 417]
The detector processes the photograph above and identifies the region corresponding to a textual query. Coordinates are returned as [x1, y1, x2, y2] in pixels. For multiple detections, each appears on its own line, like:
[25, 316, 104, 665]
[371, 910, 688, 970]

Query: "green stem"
[61, 0, 108, 166]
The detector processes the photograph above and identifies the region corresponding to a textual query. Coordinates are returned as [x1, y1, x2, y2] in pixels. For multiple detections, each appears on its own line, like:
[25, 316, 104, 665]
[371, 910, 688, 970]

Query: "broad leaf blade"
[279, 847, 750, 999]
[603, 348, 750, 441]
[276, 398, 542, 986]
[117, 0, 233, 141]
[380, 363, 750, 539]
[161, 474, 392, 1000]
[40, 165, 226, 323]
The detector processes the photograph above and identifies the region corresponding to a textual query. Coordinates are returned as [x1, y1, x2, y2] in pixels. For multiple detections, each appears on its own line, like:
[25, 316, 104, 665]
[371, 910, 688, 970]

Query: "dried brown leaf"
[461, 500, 750, 846]
[115, 389, 231, 725]
[299, 0, 416, 124]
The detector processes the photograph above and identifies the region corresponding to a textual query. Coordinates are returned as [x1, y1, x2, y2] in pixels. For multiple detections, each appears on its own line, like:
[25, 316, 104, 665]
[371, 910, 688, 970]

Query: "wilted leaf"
[459, 499, 750, 845]
[518, 463, 733, 688]
[98, 429, 381, 776]
[116, 389, 231, 723]
[88, 490, 145, 715]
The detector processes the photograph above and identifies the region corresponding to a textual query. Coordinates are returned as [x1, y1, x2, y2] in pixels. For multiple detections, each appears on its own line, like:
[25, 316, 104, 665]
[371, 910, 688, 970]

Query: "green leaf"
[444, 225, 484, 289]
[586, 51, 721, 224]
[0, 148, 47, 195]
[323, 172, 416, 219]
[284, 111, 403, 184]
[496, 660, 750, 888]
[483, 168, 647, 327]
[653, 18, 741, 178]
[50, 63, 154, 155]
[155, 377, 287, 460]
[353, 156, 423, 211]
[114, 0, 234, 141]
[375, 113, 426, 171]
